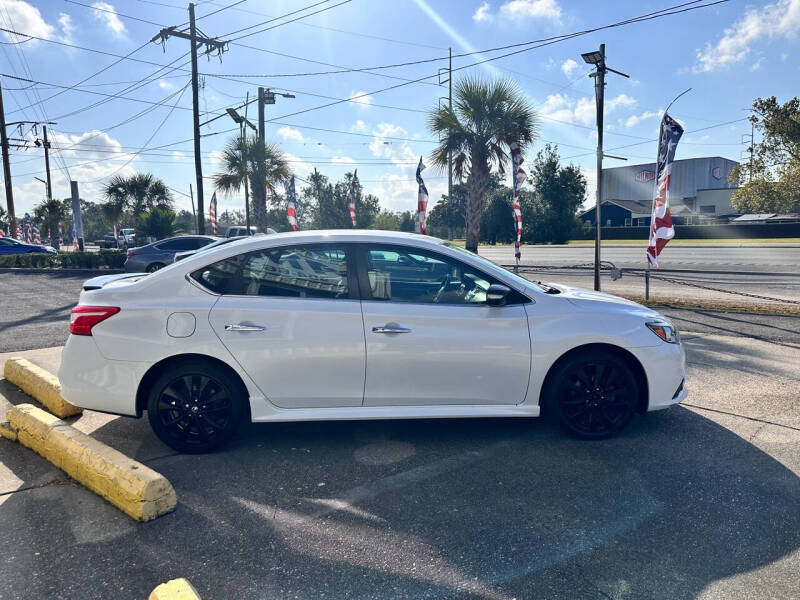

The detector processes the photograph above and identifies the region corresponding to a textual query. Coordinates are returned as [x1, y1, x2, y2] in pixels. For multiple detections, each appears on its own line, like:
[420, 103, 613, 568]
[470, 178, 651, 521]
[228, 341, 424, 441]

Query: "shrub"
[0, 250, 125, 270]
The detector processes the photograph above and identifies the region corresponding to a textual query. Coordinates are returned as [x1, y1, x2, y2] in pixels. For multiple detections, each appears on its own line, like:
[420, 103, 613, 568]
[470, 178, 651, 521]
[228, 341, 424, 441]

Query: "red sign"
[635, 170, 656, 183]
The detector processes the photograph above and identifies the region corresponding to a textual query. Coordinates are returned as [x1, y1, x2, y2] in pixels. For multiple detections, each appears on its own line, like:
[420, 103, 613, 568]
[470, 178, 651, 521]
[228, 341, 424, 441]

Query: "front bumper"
[58, 335, 150, 416]
[628, 341, 688, 411]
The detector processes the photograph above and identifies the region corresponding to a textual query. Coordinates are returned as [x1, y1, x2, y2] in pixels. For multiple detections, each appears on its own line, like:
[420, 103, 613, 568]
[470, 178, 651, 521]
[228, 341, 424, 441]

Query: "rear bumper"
[58, 335, 150, 417]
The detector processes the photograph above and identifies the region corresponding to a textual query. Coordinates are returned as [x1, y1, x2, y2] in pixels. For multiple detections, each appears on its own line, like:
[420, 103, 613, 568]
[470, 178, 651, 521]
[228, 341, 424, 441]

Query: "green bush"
[0, 250, 125, 270]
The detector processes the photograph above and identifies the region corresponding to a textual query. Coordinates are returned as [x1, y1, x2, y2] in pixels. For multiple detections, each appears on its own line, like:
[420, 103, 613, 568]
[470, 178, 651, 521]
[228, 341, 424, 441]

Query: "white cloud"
[625, 110, 660, 128]
[750, 57, 765, 71]
[91, 2, 127, 37]
[331, 156, 355, 164]
[473, 1, 493, 22]
[560, 58, 578, 77]
[349, 91, 373, 108]
[0, 0, 55, 42]
[276, 126, 306, 142]
[209, 150, 224, 168]
[351, 120, 368, 132]
[282, 152, 314, 179]
[541, 93, 636, 126]
[500, 0, 561, 21]
[171, 151, 186, 160]
[57, 13, 75, 45]
[158, 79, 175, 90]
[694, 0, 800, 72]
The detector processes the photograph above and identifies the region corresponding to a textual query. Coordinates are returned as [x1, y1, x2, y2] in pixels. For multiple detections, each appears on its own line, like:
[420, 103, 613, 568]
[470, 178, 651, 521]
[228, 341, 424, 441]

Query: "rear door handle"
[372, 325, 411, 334]
[225, 324, 265, 332]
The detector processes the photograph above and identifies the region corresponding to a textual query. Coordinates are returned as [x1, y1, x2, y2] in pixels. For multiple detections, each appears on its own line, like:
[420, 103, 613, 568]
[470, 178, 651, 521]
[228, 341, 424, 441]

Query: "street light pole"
[581, 44, 628, 291]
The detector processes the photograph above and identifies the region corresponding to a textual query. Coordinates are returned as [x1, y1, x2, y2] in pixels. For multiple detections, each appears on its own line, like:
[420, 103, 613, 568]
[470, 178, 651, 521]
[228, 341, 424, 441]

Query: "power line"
[226, 0, 353, 42]
[219, 0, 338, 37]
[62, 0, 167, 27]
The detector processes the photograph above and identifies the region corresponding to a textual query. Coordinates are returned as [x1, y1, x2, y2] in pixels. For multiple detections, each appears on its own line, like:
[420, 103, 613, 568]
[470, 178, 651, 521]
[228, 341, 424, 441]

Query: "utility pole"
[0, 82, 15, 237]
[581, 44, 628, 291]
[42, 126, 52, 200]
[448, 47, 453, 206]
[152, 3, 228, 235]
[254, 87, 293, 232]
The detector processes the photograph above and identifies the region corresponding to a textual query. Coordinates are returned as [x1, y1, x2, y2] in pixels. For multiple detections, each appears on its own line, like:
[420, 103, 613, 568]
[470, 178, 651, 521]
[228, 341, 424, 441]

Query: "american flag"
[647, 114, 684, 267]
[508, 140, 526, 262]
[347, 169, 358, 227]
[415, 157, 429, 235]
[16, 223, 22, 240]
[24, 214, 31, 243]
[57, 222, 63, 246]
[285, 175, 298, 231]
[33, 226, 41, 244]
[209, 192, 218, 234]
[113, 224, 118, 242]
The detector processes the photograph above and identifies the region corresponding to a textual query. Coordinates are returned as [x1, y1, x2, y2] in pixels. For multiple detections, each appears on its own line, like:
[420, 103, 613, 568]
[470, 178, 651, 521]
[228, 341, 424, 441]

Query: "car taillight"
[126, 249, 140, 257]
[70, 306, 120, 336]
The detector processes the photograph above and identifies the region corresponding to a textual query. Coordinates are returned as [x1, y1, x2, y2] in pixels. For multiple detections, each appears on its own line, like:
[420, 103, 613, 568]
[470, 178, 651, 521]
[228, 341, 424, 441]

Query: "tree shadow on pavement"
[0, 404, 798, 600]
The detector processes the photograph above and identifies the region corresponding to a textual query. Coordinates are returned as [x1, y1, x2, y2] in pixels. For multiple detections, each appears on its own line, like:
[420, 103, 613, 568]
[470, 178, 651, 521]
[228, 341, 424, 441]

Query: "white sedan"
[60, 230, 687, 453]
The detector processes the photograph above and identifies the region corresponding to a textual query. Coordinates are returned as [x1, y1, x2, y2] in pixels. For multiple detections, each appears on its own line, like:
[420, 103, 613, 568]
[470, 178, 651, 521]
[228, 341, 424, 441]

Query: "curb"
[149, 578, 201, 600]
[6, 404, 177, 521]
[4, 357, 83, 418]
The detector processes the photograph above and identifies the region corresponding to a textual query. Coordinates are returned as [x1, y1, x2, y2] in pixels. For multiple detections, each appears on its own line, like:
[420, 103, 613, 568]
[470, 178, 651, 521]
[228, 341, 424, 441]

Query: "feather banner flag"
[285, 175, 298, 231]
[646, 114, 684, 268]
[33, 226, 41, 244]
[415, 157, 429, 235]
[347, 169, 358, 227]
[209, 192, 218, 235]
[507, 140, 526, 262]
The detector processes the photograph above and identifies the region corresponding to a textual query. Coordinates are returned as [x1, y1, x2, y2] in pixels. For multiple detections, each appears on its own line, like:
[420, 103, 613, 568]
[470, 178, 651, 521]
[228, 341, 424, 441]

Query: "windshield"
[444, 243, 544, 292]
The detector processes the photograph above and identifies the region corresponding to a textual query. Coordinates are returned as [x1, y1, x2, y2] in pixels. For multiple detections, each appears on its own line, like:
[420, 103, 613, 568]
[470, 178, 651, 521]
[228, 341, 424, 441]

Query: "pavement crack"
[0, 476, 71, 497]
[682, 402, 800, 432]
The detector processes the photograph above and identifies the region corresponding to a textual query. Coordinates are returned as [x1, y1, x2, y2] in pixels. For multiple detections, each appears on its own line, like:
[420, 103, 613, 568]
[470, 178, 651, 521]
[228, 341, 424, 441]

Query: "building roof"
[603, 156, 738, 172]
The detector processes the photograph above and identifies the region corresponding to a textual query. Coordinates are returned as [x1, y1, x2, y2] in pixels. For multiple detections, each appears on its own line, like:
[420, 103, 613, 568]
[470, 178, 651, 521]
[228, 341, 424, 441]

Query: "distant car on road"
[95, 232, 120, 249]
[124, 235, 216, 272]
[0, 237, 56, 255]
[225, 226, 276, 238]
[172, 236, 246, 263]
[62, 230, 687, 453]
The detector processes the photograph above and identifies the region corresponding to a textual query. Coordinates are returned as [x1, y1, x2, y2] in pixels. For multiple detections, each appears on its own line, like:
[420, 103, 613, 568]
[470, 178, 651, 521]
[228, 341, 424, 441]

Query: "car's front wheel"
[147, 360, 247, 453]
[548, 350, 640, 439]
[145, 262, 165, 273]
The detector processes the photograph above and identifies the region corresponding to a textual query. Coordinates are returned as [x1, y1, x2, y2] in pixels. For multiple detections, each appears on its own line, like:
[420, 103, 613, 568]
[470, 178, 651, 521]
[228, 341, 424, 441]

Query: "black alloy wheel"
[551, 351, 639, 439]
[147, 361, 246, 453]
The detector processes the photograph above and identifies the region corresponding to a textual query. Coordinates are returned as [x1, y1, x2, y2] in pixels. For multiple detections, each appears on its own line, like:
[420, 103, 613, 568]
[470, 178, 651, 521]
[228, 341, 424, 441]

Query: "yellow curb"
[7, 404, 177, 521]
[149, 578, 201, 600]
[0, 420, 17, 441]
[4, 357, 82, 418]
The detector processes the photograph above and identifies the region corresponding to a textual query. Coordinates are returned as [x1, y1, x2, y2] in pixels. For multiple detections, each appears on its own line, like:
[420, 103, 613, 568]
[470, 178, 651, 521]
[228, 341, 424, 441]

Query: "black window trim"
[353, 242, 531, 305]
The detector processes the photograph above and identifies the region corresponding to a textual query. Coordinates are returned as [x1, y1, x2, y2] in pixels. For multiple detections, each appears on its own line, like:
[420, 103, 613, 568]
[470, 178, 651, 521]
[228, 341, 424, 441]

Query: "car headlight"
[646, 319, 679, 344]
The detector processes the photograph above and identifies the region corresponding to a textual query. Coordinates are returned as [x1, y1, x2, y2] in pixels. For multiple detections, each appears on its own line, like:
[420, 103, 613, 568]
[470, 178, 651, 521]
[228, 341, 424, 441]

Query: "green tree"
[33, 198, 69, 250]
[138, 208, 178, 240]
[213, 136, 291, 233]
[428, 77, 538, 252]
[427, 188, 466, 240]
[371, 210, 402, 231]
[103, 173, 173, 227]
[100, 199, 124, 238]
[730, 96, 800, 213]
[302, 170, 380, 229]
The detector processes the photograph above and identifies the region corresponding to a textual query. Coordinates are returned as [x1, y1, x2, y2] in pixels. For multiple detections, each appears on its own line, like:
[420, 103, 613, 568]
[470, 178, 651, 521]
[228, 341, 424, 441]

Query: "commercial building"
[580, 156, 740, 227]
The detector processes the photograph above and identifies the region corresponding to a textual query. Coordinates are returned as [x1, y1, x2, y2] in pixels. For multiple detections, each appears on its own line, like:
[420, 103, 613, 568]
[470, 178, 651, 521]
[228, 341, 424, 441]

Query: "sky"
[1, 0, 799, 220]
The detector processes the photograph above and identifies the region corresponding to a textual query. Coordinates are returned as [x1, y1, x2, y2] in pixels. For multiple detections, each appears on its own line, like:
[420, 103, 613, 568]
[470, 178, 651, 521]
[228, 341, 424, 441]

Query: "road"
[478, 243, 800, 272]
[1, 330, 799, 599]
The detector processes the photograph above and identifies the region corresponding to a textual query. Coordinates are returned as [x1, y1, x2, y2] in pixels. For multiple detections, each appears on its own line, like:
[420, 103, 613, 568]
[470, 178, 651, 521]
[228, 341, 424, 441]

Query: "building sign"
[635, 169, 656, 183]
[711, 166, 722, 180]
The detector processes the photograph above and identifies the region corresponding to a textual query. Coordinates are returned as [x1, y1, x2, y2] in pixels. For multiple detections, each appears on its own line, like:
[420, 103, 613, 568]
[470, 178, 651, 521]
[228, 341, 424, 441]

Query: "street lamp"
[580, 44, 629, 291]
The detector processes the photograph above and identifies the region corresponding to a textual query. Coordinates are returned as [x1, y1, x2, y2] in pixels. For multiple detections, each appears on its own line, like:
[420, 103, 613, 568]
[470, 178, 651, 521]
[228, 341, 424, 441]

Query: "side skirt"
[251, 403, 541, 423]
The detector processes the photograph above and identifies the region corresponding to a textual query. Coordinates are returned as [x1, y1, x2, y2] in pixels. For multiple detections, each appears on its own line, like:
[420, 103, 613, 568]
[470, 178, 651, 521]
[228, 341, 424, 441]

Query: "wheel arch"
[135, 353, 251, 418]
[538, 343, 649, 415]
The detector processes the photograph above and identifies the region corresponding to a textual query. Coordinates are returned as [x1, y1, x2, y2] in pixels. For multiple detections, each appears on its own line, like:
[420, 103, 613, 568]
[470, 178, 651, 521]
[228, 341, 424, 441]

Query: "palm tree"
[103, 173, 173, 227]
[213, 136, 291, 233]
[429, 77, 538, 252]
[100, 199, 124, 237]
[33, 198, 69, 250]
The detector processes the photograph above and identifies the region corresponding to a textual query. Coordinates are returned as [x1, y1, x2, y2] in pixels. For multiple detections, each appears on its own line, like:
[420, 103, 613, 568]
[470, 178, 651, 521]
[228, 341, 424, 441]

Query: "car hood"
[82, 272, 147, 291]
[545, 283, 661, 318]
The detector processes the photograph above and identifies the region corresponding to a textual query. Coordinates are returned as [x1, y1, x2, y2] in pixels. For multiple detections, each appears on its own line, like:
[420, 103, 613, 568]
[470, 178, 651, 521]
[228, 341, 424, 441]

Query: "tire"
[547, 350, 639, 440]
[147, 360, 248, 453]
[145, 262, 165, 273]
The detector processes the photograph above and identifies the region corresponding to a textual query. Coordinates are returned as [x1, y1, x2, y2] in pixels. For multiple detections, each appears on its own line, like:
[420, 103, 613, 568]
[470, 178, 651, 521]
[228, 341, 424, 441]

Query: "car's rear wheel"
[549, 350, 639, 439]
[147, 360, 247, 453]
[146, 262, 165, 273]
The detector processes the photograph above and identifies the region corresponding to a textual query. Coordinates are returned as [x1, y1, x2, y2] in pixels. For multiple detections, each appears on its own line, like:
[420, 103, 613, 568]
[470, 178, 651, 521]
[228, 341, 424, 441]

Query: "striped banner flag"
[347, 169, 358, 227]
[57, 222, 63, 246]
[113, 224, 118, 242]
[415, 157, 429, 234]
[285, 175, 298, 231]
[209, 192, 218, 234]
[33, 225, 41, 244]
[508, 140, 526, 262]
[647, 114, 684, 267]
[16, 223, 22, 240]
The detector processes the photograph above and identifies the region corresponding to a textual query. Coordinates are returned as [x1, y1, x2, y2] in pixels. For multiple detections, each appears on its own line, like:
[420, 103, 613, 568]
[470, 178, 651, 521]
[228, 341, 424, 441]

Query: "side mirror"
[486, 283, 511, 306]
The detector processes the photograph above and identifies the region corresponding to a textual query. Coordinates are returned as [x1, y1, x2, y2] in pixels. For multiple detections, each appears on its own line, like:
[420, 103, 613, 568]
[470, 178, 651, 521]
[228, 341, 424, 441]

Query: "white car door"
[206, 244, 365, 409]
[358, 244, 531, 407]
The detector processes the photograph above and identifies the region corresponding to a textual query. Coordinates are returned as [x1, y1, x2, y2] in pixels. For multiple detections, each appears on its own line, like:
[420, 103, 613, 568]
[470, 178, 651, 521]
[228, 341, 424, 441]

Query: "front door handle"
[372, 325, 411, 334]
[224, 323, 265, 332]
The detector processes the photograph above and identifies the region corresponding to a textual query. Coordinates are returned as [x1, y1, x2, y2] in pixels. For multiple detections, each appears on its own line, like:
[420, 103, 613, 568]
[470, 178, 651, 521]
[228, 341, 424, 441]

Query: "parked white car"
[60, 231, 687, 453]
